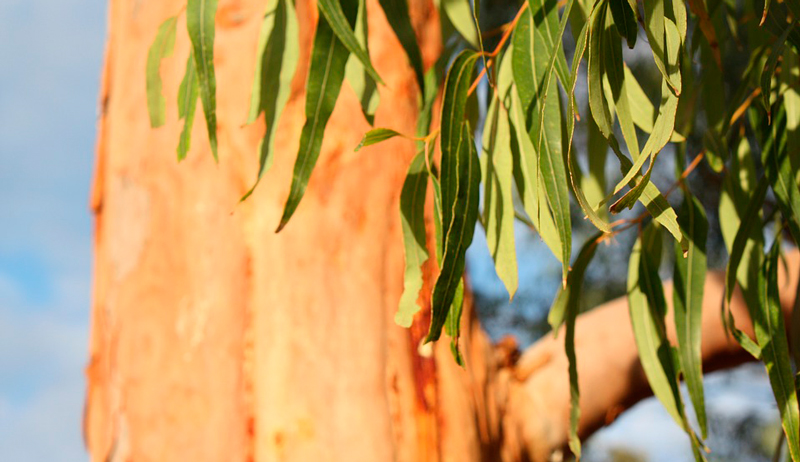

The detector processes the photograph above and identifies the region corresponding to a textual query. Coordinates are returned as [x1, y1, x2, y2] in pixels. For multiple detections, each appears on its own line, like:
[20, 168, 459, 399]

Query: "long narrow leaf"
[187, 0, 220, 160]
[395, 152, 430, 328]
[427, 122, 481, 342]
[757, 241, 800, 462]
[673, 193, 709, 438]
[177, 53, 199, 161]
[276, 0, 357, 231]
[317, 0, 384, 85]
[243, 0, 300, 199]
[146, 16, 178, 128]
[376, 0, 425, 92]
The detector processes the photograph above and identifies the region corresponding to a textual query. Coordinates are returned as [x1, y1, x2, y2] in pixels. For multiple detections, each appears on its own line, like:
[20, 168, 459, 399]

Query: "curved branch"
[502, 249, 800, 461]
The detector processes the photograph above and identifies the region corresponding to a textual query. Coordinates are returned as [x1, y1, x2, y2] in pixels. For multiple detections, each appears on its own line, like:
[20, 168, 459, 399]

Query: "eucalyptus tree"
[86, 0, 800, 460]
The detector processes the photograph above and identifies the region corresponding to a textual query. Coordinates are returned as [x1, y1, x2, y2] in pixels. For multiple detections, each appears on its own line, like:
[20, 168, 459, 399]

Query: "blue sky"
[0, 0, 105, 460]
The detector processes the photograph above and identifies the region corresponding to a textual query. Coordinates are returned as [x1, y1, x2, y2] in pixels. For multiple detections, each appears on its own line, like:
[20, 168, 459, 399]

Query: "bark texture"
[85, 0, 800, 461]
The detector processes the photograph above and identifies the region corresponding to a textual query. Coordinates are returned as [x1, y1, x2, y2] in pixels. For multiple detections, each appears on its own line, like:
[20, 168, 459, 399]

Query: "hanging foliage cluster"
[146, 0, 800, 458]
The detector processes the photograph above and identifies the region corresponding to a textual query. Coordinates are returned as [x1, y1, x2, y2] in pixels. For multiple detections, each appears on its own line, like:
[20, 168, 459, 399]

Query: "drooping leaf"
[718, 137, 763, 359]
[609, 0, 638, 48]
[439, 51, 480, 239]
[355, 128, 405, 151]
[276, 0, 357, 231]
[686, 0, 721, 69]
[508, 86, 563, 257]
[587, 0, 685, 249]
[395, 152, 430, 328]
[623, 64, 685, 142]
[549, 234, 602, 458]
[242, 0, 300, 199]
[761, 22, 795, 118]
[725, 175, 769, 306]
[628, 224, 685, 429]
[177, 53, 199, 161]
[445, 278, 465, 365]
[376, 0, 425, 92]
[187, 0, 220, 160]
[673, 193, 709, 439]
[512, 5, 572, 282]
[345, 0, 380, 125]
[756, 241, 800, 462]
[146, 16, 178, 128]
[427, 122, 481, 342]
[763, 107, 800, 245]
[441, 0, 479, 47]
[317, 0, 384, 85]
[643, 0, 681, 94]
[548, 233, 601, 333]
[567, 20, 612, 232]
[482, 77, 519, 300]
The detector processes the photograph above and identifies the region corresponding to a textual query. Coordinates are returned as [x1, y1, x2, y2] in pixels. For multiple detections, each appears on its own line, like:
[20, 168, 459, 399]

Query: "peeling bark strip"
[87, 0, 800, 461]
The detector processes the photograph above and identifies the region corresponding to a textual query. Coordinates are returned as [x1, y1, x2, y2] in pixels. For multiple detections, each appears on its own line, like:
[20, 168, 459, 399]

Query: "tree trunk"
[84, 1, 800, 461]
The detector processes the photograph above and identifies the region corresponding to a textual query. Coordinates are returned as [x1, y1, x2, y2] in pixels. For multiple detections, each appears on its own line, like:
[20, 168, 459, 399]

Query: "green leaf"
[624, 64, 685, 143]
[549, 234, 602, 459]
[643, 0, 681, 95]
[440, 51, 480, 240]
[355, 128, 404, 151]
[609, 78, 679, 213]
[567, 20, 612, 232]
[512, 4, 572, 282]
[673, 193, 709, 439]
[344, 0, 380, 125]
[509, 86, 563, 257]
[317, 0, 384, 85]
[442, 0, 479, 47]
[445, 278, 465, 365]
[718, 138, 763, 359]
[548, 233, 601, 333]
[587, 0, 684, 249]
[427, 122, 481, 342]
[177, 53, 199, 161]
[725, 175, 768, 306]
[757, 241, 800, 462]
[395, 152, 430, 328]
[187, 0, 220, 161]
[609, 0, 638, 48]
[761, 22, 795, 118]
[764, 107, 800, 245]
[376, 0, 425, 92]
[276, 0, 357, 231]
[482, 84, 519, 300]
[628, 224, 685, 428]
[605, 8, 641, 163]
[242, 0, 300, 200]
[146, 16, 178, 128]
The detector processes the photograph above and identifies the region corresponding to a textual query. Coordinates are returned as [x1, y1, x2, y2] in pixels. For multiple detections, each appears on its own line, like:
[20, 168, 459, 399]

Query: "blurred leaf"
[345, 0, 380, 124]
[177, 53, 199, 161]
[442, 0, 479, 46]
[609, 0, 638, 48]
[146, 16, 178, 128]
[187, 0, 220, 160]
[757, 241, 800, 462]
[355, 128, 404, 151]
[761, 22, 795, 117]
[395, 152, 430, 328]
[376, 0, 425, 92]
